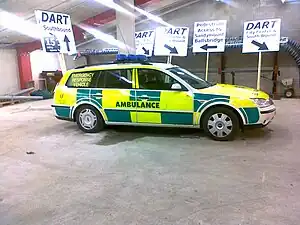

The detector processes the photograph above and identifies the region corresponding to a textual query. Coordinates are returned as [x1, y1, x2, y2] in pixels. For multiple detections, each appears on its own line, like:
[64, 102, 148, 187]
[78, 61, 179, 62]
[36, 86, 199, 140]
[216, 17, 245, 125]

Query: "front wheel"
[75, 105, 104, 133]
[202, 107, 240, 141]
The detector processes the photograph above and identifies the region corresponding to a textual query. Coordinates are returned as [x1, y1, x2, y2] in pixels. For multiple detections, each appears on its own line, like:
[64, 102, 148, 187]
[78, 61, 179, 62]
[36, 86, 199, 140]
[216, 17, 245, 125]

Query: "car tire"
[202, 107, 240, 141]
[75, 105, 104, 133]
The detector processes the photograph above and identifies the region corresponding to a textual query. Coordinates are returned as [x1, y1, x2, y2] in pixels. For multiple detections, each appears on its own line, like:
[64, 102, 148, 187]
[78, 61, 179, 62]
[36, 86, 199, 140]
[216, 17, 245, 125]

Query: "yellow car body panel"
[52, 63, 276, 129]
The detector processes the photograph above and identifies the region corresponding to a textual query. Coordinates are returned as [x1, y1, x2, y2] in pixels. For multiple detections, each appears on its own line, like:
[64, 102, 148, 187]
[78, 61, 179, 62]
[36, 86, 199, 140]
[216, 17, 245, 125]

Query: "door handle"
[92, 93, 103, 97]
[139, 95, 149, 100]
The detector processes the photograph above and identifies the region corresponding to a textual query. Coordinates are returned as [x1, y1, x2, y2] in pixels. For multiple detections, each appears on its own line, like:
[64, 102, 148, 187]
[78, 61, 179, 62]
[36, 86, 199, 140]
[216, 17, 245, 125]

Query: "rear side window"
[66, 69, 133, 89]
[66, 71, 96, 88]
[99, 69, 133, 89]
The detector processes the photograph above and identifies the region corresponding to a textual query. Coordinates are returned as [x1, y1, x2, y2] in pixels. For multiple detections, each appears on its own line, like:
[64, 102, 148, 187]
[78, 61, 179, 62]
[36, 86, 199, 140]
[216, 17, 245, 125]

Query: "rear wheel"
[202, 107, 240, 141]
[75, 105, 104, 133]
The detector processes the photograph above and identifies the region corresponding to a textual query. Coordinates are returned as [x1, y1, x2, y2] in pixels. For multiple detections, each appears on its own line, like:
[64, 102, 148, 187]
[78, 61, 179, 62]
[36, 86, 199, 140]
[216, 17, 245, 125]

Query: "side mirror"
[171, 83, 182, 90]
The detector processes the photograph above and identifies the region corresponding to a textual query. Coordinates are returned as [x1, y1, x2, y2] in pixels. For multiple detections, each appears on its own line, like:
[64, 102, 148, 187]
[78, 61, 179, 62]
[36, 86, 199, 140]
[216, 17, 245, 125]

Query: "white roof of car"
[151, 63, 177, 69]
[72, 62, 178, 72]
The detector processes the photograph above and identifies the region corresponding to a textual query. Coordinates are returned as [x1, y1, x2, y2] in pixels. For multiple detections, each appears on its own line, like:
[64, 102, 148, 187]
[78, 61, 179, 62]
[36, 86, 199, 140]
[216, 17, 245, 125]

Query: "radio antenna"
[116, 24, 130, 54]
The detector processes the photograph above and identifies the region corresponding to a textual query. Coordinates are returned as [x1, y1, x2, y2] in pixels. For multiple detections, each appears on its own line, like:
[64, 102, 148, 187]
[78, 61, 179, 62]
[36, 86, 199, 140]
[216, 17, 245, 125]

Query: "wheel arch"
[72, 101, 106, 122]
[199, 102, 246, 128]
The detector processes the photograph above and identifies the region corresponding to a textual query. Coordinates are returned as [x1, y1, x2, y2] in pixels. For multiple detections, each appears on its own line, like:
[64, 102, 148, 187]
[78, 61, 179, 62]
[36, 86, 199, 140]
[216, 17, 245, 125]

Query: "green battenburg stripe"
[55, 106, 71, 118]
[161, 112, 193, 125]
[129, 90, 136, 101]
[242, 107, 260, 124]
[196, 98, 230, 112]
[77, 89, 90, 95]
[76, 89, 102, 108]
[90, 89, 101, 95]
[194, 100, 203, 112]
[239, 108, 248, 124]
[194, 93, 230, 101]
[104, 109, 131, 122]
[77, 99, 102, 109]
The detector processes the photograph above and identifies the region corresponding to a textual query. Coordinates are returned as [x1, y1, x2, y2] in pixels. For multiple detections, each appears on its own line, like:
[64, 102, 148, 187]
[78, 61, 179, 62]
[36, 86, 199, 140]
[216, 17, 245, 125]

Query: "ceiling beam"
[14, 0, 155, 50]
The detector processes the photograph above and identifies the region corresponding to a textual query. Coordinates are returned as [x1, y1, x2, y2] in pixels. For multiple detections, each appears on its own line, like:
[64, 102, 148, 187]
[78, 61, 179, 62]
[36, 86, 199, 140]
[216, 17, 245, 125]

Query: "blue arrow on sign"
[251, 40, 268, 50]
[64, 35, 70, 52]
[142, 47, 150, 55]
[164, 44, 178, 54]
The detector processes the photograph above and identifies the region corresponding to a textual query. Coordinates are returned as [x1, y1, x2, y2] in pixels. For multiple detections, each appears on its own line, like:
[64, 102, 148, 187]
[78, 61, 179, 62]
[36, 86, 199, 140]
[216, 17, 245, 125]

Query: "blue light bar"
[115, 54, 149, 63]
[128, 54, 137, 61]
[116, 54, 127, 61]
[136, 55, 148, 61]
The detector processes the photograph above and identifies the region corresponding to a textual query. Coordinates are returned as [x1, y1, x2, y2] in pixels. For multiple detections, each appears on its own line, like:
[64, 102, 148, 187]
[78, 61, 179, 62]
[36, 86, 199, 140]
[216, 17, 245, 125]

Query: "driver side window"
[137, 69, 187, 91]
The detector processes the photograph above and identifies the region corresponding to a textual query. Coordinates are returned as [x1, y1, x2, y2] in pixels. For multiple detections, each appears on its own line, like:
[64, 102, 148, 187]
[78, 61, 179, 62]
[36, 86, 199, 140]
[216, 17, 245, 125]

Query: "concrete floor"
[0, 99, 299, 225]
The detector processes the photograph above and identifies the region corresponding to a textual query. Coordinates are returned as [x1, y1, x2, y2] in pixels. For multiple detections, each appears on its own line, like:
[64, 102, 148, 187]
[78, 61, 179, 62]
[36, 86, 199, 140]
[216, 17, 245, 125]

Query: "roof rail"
[74, 60, 152, 69]
[75, 62, 116, 69]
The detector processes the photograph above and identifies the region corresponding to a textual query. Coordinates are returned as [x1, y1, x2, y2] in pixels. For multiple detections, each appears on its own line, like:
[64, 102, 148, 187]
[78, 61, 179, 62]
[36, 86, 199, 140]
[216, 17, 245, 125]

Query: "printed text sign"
[135, 30, 155, 56]
[193, 20, 227, 53]
[243, 19, 281, 53]
[154, 26, 189, 57]
[35, 10, 77, 54]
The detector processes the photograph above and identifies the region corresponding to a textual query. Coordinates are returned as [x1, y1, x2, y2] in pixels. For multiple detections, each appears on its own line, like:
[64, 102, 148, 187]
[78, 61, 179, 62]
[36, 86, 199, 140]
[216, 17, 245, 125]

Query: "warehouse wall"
[157, 0, 300, 96]
[0, 49, 20, 95]
[72, 0, 300, 96]
[158, 0, 300, 38]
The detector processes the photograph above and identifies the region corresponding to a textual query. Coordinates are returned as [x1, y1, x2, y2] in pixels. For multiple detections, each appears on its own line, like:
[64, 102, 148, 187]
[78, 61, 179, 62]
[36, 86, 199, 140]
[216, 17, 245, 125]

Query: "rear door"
[95, 68, 137, 123]
[135, 68, 194, 126]
[67, 68, 137, 123]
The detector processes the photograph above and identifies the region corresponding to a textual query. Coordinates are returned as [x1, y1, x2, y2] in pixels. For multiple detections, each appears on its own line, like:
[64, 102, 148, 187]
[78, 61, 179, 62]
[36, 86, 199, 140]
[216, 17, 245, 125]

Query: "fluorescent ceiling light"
[79, 24, 133, 51]
[124, 2, 174, 27]
[0, 10, 40, 39]
[215, 0, 238, 7]
[94, 0, 135, 17]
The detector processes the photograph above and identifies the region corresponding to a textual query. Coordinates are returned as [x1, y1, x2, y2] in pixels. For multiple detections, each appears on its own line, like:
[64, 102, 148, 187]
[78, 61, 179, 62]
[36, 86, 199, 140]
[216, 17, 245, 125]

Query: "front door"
[135, 68, 194, 126]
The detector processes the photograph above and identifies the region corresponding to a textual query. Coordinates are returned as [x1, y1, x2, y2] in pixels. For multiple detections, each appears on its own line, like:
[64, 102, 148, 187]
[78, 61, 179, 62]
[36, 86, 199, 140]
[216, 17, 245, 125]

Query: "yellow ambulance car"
[52, 55, 276, 141]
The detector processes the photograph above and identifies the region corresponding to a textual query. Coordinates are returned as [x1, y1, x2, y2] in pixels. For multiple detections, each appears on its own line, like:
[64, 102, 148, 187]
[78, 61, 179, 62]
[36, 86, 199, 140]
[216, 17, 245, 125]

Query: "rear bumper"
[52, 104, 73, 120]
[55, 116, 73, 122]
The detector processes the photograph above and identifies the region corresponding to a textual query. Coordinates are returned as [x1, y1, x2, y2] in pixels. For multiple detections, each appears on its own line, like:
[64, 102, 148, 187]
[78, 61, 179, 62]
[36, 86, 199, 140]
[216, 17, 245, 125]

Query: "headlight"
[251, 98, 274, 108]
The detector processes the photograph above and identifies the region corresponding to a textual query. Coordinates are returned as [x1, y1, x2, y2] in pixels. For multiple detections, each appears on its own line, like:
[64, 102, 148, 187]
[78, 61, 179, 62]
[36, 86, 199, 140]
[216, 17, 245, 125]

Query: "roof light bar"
[116, 54, 149, 62]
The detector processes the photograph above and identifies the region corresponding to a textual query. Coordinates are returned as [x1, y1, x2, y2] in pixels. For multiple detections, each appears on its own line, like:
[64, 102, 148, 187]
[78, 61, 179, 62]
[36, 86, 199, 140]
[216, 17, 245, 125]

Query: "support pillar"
[272, 52, 279, 97]
[116, 0, 136, 54]
[220, 53, 226, 84]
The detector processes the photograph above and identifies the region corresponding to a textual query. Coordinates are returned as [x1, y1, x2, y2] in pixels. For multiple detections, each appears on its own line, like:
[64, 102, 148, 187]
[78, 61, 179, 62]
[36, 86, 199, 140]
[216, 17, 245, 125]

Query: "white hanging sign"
[154, 26, 189, 57]
[35, 10, 77, 54]
[193, 20, 227, 53]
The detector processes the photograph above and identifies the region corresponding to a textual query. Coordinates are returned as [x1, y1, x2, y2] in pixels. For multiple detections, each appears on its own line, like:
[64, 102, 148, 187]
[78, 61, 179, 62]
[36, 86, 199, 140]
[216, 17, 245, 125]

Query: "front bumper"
[243, 105, 276, 129]
[258, 105, 276, 126]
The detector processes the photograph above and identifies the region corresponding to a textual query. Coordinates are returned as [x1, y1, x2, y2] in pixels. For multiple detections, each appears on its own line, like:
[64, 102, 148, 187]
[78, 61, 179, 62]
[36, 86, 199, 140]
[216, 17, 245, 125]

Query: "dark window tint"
[66, 71, 96, 88]
[102, 69, 133, 89]
[138, 69, 186, 91]
[90, 71, 105, 88]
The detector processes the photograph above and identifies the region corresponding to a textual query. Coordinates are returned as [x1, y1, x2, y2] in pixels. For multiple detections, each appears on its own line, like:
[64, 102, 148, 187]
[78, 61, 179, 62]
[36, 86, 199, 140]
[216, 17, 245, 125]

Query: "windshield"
[167, 67, 214, 89]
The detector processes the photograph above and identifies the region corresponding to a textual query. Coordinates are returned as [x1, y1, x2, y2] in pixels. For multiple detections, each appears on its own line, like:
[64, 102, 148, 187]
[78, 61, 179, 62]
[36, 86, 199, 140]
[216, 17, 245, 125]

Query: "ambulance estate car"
[52, 55, 276, 141]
